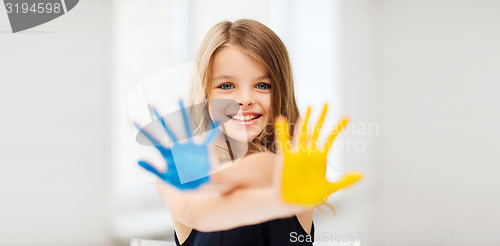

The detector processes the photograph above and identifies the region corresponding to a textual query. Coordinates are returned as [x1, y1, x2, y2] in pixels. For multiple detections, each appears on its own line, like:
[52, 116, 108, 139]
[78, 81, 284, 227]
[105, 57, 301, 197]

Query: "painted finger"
[327, 171, 363, 193]
[179, 100, 193, 138]
[134, 122, 168, 154]
[312, 104, 328, 143]
[323, 116, 349, 153]
[299, 106, 311, 148]
[138, 160, 163, 178]
[204, 121, 220, 145]
[152, 107, 178, 142]
[274, 116, 290, 153]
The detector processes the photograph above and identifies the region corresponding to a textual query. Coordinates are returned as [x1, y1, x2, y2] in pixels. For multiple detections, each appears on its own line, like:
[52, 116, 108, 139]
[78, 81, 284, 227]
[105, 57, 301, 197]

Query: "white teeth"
[230, 114, 259, 121]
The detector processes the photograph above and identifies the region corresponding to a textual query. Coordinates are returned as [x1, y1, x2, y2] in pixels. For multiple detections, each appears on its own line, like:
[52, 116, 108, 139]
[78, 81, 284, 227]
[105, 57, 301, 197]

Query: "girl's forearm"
[157, 151, 304, 232]
[210, 152, 276, 188]
[187, 186, 303, 232]
[157, 181, 304, 232]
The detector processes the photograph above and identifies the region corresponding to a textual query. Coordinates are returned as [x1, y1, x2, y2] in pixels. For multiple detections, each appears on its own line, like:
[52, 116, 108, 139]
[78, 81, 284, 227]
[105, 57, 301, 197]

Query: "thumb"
[327, 171, 363, 194]
[272, 152, 284, 188]
[138, 160, 162, 178]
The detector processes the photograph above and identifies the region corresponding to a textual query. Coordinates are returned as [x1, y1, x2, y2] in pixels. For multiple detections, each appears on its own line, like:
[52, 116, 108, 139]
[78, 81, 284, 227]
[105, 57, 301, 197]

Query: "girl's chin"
[224, 132, 259, 143]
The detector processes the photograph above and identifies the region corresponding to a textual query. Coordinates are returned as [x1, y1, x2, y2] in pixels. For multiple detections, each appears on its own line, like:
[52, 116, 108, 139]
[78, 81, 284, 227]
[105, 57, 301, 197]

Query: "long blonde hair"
[189, 19, 299, 159]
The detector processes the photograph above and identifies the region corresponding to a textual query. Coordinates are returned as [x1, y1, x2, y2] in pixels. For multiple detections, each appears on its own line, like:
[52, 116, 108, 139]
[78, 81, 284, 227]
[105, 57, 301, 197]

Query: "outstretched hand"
[135, 100, 219, 190]
[274, 104, 363, 206]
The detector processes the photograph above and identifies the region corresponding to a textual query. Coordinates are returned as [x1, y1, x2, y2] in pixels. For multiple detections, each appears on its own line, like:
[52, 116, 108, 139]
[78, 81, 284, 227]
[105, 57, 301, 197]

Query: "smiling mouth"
[227, 114, 263, 122]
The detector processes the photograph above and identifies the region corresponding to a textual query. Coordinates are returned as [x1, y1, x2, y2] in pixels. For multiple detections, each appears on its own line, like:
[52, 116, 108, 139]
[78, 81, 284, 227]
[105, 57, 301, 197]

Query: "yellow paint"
[274, 104, 363, 206]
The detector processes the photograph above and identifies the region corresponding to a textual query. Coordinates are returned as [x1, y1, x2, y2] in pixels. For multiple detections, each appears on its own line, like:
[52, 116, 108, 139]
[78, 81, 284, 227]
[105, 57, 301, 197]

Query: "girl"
[148, 19, 361, 246]
[159, 19, 312, 245]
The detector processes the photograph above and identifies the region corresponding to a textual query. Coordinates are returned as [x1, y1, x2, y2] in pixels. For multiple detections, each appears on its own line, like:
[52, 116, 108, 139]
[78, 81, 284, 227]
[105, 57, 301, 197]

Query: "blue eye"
[218, 83, 235, 90]
[256, 83, 271, 89]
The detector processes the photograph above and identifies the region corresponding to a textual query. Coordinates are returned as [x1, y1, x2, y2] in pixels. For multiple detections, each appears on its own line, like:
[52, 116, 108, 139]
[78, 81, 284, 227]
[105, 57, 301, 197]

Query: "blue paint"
[135, 100, 219, 190]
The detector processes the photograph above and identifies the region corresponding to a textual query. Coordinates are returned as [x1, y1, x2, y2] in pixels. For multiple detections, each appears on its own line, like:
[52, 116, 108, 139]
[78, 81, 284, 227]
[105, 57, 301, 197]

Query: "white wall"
[0, 1, 113, 245]
[2, 0, 499, 245]
[341, 0, 500, 245]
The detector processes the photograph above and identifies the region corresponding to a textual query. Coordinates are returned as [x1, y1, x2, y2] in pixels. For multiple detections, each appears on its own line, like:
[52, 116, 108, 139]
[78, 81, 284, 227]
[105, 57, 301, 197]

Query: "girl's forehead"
[212, 46, 267, 73]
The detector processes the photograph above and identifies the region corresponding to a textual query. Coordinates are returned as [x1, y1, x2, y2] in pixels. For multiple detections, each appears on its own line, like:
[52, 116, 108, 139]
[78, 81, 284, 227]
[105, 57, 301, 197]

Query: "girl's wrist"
[267, 186, 305, 216]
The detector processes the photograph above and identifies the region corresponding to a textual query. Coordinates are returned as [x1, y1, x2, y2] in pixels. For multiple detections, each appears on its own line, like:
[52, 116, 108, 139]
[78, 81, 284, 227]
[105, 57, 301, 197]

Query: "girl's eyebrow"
[212, 74, 270, 80]
[213, 75, 235, 80]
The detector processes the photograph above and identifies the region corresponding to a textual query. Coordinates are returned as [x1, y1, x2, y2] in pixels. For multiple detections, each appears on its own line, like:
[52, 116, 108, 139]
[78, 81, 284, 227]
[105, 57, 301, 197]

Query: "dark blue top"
[174, 215, 314, 246]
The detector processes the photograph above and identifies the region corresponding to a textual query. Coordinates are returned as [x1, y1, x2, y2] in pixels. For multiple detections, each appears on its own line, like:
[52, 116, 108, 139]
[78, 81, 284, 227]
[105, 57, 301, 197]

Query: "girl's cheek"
[262, 95, 272, 111]
[210, 92, 233, 100]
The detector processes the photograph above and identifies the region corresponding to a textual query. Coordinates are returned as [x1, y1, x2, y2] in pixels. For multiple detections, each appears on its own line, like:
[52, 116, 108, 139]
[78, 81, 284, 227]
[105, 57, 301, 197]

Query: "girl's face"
[208, 45, 272, 143]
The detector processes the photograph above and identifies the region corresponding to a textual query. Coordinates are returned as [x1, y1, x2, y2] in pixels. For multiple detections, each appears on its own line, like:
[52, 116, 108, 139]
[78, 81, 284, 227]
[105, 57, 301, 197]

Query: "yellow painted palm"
[274, 104, 363, 206]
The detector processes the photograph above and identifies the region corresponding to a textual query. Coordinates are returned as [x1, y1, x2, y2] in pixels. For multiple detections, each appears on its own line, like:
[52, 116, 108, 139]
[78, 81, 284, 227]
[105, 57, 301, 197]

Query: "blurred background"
[1, 0, 499, 245]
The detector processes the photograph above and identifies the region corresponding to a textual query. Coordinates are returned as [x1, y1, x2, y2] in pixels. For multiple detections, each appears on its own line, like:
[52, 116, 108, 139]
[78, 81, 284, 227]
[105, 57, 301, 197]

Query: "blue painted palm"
[135, 100, 219, 190]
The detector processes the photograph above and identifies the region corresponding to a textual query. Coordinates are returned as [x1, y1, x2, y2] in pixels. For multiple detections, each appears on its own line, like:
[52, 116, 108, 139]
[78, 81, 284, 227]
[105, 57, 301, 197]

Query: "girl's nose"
[237, 91, 255, 107]
[238, 99, 254, 107]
